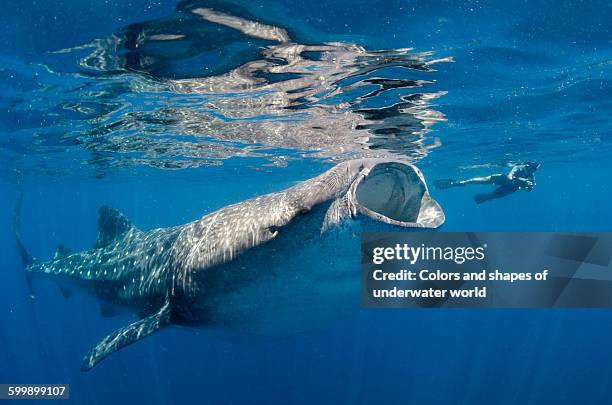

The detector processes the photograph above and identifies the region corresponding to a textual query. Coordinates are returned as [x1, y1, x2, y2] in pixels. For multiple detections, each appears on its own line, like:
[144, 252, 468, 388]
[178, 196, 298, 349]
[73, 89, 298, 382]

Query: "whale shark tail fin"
[15, 236, 33, 268]
[13, 192, 31, 265]
[13, 192, 36, 300]
[81, 298, 172, 371]
[16, 236, 36, 300]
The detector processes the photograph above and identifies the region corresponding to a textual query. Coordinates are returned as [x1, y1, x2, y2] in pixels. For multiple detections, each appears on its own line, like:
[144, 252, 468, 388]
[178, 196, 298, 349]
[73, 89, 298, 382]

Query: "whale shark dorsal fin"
[53, 245, 72, 260]
[81, 298, 172, 371]
[95, 206, 136, 249]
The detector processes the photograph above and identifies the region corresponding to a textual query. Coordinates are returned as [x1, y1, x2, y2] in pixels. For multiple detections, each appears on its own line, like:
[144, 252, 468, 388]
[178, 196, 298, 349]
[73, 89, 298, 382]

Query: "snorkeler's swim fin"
[434, 179, 457, 189]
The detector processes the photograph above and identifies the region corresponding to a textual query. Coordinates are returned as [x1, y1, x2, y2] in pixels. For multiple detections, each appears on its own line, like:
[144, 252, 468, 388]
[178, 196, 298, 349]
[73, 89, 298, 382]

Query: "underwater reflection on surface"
[2, 0, 449, 179]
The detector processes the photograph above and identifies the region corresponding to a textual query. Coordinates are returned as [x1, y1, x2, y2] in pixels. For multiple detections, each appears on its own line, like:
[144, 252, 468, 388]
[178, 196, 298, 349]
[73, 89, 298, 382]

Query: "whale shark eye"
[298, 207, 310, 215]
[267, 225, 279, 234]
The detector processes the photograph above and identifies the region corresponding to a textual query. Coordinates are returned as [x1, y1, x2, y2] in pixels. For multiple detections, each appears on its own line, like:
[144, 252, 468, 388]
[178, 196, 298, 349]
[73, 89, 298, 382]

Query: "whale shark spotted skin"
[21, 159, 444, 370]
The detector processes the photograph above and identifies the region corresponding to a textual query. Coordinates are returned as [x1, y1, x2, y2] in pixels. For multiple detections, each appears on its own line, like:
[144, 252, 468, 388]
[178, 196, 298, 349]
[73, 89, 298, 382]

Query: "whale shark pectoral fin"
[81, 299, 171, 371]
[95, 206, 137, 249]
[322, 196, 356, 232]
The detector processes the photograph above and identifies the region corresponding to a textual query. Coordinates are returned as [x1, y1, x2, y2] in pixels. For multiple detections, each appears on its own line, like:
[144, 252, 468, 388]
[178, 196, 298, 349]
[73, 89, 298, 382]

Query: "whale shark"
[17, 159, 444, 371]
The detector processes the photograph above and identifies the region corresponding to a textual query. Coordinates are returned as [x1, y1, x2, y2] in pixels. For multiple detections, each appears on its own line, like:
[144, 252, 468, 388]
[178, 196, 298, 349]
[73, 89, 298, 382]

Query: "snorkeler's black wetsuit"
[436, 162, 540, 204]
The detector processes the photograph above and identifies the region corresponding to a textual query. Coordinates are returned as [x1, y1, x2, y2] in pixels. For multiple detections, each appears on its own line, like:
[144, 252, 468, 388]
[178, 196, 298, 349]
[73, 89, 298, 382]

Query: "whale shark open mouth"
[352, 162, 444, 228]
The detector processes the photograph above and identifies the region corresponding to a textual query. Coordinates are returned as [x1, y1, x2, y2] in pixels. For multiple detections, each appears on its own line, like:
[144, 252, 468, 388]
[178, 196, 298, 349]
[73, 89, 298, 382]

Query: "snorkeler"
[435, 162, 541, 204]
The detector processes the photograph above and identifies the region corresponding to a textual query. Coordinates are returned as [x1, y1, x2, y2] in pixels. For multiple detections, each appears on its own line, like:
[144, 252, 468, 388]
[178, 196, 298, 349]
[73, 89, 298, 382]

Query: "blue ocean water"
[1, 0, 611, 403]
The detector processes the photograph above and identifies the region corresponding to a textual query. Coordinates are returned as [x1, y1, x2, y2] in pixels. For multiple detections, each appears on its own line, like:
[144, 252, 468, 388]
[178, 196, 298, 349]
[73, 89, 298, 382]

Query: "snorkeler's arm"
[436, 173, 507, 189]
[457, 174, 508, 185]
[458, 176, 492, 185]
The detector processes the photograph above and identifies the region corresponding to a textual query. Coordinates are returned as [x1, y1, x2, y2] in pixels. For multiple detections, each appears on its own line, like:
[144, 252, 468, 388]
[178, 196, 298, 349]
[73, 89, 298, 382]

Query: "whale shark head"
[172, 158, 444, 299]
